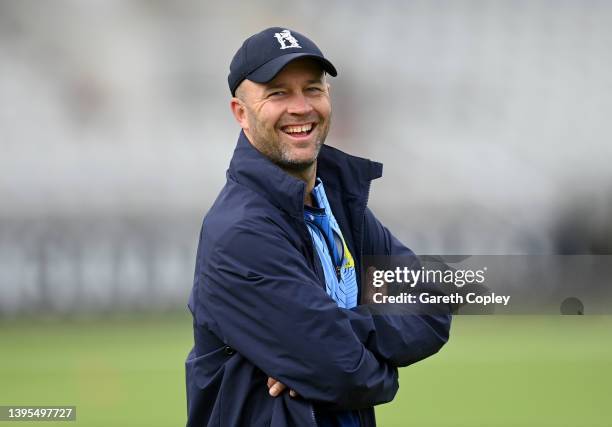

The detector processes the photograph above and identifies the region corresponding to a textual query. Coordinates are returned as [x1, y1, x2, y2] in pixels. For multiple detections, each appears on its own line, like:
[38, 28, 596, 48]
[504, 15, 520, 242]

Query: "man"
[186, 27, 451, 427]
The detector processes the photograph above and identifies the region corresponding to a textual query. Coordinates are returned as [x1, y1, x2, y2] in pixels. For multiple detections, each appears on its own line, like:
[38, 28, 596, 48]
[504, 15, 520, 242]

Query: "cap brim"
[246, 53, 338, 84]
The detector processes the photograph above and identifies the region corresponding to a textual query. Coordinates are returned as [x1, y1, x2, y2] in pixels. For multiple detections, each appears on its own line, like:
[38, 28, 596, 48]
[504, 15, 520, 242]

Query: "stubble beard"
[248, 110, 331, 173]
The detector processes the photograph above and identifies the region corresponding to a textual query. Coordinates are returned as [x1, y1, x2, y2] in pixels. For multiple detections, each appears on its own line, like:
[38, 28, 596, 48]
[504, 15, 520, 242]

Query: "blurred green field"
[1, 314, 611, 426]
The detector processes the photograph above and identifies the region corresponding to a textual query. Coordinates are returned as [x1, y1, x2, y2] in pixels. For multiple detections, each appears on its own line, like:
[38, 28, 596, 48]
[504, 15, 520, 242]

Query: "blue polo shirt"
[304, 178, 360, 427]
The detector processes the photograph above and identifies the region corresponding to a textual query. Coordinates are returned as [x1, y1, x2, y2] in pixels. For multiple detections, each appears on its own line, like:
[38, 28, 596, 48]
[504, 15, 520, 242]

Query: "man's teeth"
[283, 123, 312, 134]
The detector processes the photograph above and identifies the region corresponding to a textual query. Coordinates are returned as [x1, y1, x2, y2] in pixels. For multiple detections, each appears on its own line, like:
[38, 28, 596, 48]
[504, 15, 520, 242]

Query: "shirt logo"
[341, 239, 355, 269]
[273, 29, 301, 50]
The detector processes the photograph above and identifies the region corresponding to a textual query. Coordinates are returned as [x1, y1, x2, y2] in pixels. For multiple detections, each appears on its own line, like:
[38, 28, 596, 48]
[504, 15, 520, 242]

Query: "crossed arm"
[196, 210, 451, 409]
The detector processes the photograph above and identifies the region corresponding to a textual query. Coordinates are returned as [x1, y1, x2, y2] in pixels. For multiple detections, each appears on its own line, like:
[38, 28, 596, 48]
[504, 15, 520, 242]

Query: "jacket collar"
[228, 130, 383, 217]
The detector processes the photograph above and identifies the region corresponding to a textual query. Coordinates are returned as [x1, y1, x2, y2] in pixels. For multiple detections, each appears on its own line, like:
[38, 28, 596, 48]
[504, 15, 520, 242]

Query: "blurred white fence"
[0, 216, 197, 316]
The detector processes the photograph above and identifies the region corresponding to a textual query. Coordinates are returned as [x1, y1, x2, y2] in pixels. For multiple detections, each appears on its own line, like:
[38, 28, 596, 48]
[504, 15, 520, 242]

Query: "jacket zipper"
[356, 178, 376, 426]
[357, 180, 373, 305]
[356, 181, 374, 427]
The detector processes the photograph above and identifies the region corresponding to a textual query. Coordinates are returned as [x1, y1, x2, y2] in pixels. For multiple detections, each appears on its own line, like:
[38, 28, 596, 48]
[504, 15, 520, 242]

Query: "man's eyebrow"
[264, 78, 325, 90]
[263, 84, 286, 91]
[305, 78, 325, 85]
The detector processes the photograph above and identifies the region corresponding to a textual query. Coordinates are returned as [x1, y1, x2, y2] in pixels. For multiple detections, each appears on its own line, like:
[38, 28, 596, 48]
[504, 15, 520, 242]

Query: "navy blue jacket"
[186, 131, 451, 426]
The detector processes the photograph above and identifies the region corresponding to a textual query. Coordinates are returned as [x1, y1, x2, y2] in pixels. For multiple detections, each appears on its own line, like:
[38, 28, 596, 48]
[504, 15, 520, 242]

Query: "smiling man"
[231, 57, 331, 208]
[186, 27, 451, 427]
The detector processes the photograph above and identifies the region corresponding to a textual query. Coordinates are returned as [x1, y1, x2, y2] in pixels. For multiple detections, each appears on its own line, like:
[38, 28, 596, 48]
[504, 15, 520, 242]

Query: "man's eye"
[269, 91, 285, 97]
[307, 87, 323, 92]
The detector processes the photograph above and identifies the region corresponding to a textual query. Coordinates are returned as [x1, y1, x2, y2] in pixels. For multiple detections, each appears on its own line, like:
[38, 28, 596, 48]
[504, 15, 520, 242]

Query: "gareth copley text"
[372, 292, 511, 306]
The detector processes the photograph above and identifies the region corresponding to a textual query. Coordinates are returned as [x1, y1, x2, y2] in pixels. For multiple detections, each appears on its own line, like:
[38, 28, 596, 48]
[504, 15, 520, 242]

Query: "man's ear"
[326, 82, 331, 95]
[230, 97, 249, 130]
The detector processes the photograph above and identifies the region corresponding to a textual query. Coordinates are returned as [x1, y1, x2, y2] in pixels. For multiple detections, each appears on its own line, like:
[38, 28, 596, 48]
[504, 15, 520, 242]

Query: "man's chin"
[276, 145, 321, 170]
[276, 157, 316, 172]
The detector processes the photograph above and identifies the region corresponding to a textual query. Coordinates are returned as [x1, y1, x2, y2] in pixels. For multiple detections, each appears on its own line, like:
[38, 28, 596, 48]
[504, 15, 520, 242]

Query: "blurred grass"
[1, 314, 611, 426]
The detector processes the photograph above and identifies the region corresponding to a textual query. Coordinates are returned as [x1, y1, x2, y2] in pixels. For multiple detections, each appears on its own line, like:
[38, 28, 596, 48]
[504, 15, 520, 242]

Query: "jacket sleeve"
[343, 207, 452, 367]
[195, 217, 398, 410]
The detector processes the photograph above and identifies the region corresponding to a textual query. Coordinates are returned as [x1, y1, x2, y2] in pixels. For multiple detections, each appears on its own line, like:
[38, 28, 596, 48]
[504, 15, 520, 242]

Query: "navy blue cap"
[228, 27, 338, 96]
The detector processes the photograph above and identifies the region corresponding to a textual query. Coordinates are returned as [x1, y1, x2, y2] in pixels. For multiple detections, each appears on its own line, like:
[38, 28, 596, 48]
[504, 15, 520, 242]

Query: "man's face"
[233, 58, 332, 171]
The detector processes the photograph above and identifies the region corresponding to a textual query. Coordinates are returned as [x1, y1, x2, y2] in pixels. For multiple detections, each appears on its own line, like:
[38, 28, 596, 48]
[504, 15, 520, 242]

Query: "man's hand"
[267, 377, 298, 398]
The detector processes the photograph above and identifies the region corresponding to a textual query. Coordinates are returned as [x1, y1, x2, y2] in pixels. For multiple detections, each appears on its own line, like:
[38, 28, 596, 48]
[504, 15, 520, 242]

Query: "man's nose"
[286, 92, 313, 115]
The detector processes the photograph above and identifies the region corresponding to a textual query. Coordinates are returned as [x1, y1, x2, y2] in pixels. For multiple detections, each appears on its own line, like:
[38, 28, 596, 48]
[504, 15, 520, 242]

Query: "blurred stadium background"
[1, 1, 611, 426]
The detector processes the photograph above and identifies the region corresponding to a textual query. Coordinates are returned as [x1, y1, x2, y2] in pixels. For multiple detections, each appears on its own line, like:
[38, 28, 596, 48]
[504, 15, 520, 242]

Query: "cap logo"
[273, 29, 301, 50]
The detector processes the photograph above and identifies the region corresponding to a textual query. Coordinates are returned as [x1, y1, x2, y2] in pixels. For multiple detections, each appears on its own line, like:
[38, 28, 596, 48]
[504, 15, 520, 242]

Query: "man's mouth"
[280, 122, 316, 138]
